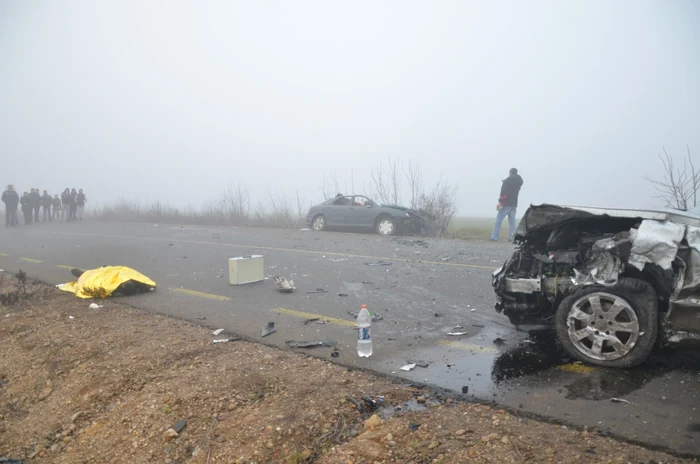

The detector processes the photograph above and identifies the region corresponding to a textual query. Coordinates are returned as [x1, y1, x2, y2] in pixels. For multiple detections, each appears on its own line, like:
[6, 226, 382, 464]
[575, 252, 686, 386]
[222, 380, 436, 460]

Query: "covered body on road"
[493, 204, 700, 367]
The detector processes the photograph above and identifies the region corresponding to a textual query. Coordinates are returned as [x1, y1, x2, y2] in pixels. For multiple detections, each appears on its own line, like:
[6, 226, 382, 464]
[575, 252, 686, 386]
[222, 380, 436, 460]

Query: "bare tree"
[320, 172, 340, 201]
[404, 161, 424, 209]
[643, 146, 698, 211]
[371, 158, 403, 205]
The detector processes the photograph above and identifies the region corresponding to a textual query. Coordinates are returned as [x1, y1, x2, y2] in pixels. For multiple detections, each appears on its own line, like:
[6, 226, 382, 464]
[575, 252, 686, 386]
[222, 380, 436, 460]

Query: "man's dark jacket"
[498, 174, 524, 208]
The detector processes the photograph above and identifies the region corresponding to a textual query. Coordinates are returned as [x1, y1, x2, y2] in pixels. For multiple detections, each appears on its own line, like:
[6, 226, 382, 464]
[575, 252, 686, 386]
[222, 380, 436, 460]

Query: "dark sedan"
[305, 195, 428, 236]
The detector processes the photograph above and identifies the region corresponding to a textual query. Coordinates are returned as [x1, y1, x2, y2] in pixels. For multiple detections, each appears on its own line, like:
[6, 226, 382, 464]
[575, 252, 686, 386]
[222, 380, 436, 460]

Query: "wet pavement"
[0, 221, 698, 455]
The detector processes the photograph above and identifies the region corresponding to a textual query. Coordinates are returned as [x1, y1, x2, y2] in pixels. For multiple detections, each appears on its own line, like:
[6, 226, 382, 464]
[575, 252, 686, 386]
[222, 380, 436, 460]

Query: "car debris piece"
[261, 322, 276, 337]
[338, 293, 348, 297]
[470, 308, 477, 312]
[303, 317, 320, 324]
[409, 423, 421, 432]
[493, 337, 506, 346]
[441, 257, 452, 261]
[462, 386, 469, 394]
[212, 329, 224, 336]
[88, 303, 103, 309]
[330, 258, 348, 262]
[365, 261, 392, 267]
[347, 310, 383, 322]
[409, 361, 430, 368]
[213, 337, 240, 344]
[331, 348, 340, 357]
[285, 338, 337, 348]
[400, 363, 417, 371]
[58, 266, 156, 299]
[447, 332, 468, 336]
[172, 418, 187, 433]
[306, 289, 329, 294]
[0, 459, 25, 464]
[472, 323, 485, 328]
[610, 398, 631, 405]
[273, 275, 295, 293]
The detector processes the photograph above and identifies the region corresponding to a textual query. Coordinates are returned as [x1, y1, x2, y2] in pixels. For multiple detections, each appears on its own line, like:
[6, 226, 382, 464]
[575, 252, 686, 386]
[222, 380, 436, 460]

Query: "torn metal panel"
[629, 220, 686, 271]
[504, 278, 541, 294]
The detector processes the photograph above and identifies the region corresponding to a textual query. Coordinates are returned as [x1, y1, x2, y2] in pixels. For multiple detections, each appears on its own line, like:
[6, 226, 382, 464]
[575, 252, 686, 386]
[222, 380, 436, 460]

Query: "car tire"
[555, 277, 657, 368]
[311, 215, 326, 232]
[375, 216, 396, 236]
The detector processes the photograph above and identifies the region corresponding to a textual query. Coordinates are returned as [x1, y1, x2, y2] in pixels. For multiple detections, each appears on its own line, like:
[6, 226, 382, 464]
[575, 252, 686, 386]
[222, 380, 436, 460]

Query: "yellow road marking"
[438, 339, 498, 353]
[19, 257, 42, 263]
[273, 307, 356, 327]
[172, 288, 231, 301]
[0, 253, 8, 257]
[55, 265, 76, 270]
[556, 363, 595, 374]
[51, 231, 495, 270]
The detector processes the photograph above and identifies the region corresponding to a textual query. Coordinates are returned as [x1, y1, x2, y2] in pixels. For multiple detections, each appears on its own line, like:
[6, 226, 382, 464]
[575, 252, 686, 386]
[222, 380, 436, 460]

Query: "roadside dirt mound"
[0, 283, 693, 463]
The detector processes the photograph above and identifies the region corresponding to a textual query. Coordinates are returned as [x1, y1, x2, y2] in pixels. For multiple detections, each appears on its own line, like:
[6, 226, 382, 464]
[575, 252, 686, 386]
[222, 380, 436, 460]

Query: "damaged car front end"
[493, 204, 700, 367]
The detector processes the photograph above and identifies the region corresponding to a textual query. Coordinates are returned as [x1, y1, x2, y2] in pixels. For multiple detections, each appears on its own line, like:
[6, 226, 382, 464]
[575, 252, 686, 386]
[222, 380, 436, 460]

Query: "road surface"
[1, 221, 698, 455]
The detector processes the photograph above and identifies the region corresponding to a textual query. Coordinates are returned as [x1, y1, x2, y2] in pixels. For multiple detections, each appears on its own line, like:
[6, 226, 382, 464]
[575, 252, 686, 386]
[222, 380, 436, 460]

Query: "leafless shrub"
[644, 146, 699, 211]
[416, 179, 458, 237]
[371, 159, 402, 205]
[0, 270, 41, 306]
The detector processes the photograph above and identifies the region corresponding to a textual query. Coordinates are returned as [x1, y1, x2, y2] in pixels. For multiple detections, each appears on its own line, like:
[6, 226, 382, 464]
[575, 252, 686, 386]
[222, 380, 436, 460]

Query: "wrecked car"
[306, 195, 429, 236]
[493, 204, 700, 367]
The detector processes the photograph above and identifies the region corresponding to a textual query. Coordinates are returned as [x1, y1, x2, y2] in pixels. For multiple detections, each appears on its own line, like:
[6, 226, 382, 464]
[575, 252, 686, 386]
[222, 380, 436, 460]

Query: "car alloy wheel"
[312, 216, 325, 231]
[566, 292, 640, 362]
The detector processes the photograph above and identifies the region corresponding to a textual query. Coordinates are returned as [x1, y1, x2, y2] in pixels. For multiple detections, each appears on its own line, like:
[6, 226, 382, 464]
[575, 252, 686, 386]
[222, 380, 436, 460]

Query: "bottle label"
[358, 327, 371, 341]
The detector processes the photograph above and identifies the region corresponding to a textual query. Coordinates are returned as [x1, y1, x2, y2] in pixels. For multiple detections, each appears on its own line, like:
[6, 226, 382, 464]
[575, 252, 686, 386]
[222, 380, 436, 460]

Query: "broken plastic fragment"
[273, 275, 295, 292]
[610, 397, 630, 405]
[261, 322, 276, 337]
[172, 418, 187, 433]
[365, 261, 392, 266]
[212, 328, 224, 336]
[447, 332, 468, 336]
[88, 303, 103, 309]
[400, 363, 417, 371]
[212, 337, 239, 344]
[285, 338, 337, 348]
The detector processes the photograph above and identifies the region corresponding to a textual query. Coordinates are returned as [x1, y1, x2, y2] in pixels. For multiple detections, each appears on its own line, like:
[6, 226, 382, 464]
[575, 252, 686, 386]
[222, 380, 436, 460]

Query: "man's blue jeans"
[492, 206, 517, 241]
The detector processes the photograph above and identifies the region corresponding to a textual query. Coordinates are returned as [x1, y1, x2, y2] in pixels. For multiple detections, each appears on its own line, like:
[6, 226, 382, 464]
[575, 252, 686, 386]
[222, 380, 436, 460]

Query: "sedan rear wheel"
[312, 215, 326, 231]
[555, 278, 657, 368]
[376, 217, 395, 236]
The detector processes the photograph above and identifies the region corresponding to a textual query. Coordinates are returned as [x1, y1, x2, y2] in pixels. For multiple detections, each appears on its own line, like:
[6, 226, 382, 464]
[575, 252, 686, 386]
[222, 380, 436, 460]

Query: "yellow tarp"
[57, 266, 156, 299]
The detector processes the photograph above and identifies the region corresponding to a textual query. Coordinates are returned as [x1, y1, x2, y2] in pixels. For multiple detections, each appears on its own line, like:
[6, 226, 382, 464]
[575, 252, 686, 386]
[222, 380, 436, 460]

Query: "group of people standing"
[2, 185, 87, 227]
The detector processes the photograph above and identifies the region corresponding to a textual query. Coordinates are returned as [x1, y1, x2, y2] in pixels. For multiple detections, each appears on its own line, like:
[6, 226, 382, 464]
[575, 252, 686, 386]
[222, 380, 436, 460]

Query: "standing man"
[21, 192, 33, 225]
[2, 185, 20, 227]
[76, 189, 87, 221]
[42, 190, 53, 222]
[52, 194, 62, 221]
[31, 188, 41, 223]
[69, 188, 78, 221]
[491, 168, 524, 242]
[61, 188, 71, 222]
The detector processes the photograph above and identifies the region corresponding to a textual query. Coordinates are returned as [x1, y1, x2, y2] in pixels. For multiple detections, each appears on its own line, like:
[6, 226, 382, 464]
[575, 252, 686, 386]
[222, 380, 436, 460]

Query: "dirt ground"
[0, 275, 696, 464]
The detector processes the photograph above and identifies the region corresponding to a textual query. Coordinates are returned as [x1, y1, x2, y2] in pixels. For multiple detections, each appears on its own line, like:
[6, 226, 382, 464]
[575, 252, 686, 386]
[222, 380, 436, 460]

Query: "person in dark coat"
[21, 192, 33, 225]
[491, 168, 524, 242]
[61, 188, 71, 222]
[69, 188, 78, 221]
[41, 190, 53, 222]
[76, 189, 87, 221]
[31, 188, 41, 222]
[52, 194, 62, 221]
[2, 184, 20, 227]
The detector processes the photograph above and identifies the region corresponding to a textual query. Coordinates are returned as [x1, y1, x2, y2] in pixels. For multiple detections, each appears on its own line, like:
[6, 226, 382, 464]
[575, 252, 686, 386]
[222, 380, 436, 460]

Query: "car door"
[346, 196, 376, 229]
[325, 196, 353, 226]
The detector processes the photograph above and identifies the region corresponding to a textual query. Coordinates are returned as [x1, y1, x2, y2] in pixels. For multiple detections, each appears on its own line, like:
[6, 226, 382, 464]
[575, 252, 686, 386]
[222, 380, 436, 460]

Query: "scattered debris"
[434, 313, 442, 317]
[470, 308, 477, 312]
[364, 261, 392, 266]
[472, 323, 485, 328]
[361, 281, 375, 284]
[196, 317, 207, 320]
[306, 289, 328, 294]
[347, 310, 383, 322]
[68, 316, 74, 319]
[493, 337, 506, 346]
[163, 428, 179, 441]
[299, 228, 311, 231]
[441, 256, 452, 261]
[88, 303, 103, 309]
[212, 328, 225, 336]
[409, 423, 421, 432]
[462, 386, 469, 394]
[212, 337, 240, 344]
[337, 293, 348, 297]
[285, 338, 337, 348]
[453, 325, 465, 329]
[329, 258, 348, 262]
[610, 398, 631, 405]
[172, 418, 187, 433]
[261, 322, 276, 337]
[447, 331, 468, 336]
[400, 363, 417, 371]
[408, 361, 430, 368]
[273, 275, 295, 293]
[331, 348, 340, 358]
[303, 317, 320, 324]
[0, 459, 25, 464]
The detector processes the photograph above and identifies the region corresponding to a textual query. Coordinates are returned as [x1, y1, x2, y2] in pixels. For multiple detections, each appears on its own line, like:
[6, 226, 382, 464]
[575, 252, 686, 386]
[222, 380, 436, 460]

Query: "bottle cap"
[361, 304, 367, 309]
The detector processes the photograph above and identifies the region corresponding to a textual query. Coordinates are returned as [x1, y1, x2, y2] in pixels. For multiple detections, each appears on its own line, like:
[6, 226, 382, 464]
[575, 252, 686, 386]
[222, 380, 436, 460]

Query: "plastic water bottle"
[356, 304, 373, 357]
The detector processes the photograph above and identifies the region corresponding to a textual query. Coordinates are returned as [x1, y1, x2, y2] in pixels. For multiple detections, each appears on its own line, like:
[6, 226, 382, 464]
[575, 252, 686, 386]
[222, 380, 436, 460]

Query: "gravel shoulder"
[0, 280, 695, 464]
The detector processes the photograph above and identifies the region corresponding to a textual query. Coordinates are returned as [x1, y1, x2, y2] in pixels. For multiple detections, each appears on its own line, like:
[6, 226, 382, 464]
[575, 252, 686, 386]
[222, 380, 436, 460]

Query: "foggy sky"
[1, 0, 699, 217]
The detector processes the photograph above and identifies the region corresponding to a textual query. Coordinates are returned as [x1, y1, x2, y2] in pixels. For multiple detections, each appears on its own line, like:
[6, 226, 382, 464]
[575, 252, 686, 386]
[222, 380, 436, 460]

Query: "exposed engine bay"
[492, 204, 700, 367]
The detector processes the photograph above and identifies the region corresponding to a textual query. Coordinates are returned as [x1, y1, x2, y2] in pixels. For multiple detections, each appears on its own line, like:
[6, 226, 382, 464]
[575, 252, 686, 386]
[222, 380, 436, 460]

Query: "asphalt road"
[1, 221, 699, 456]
